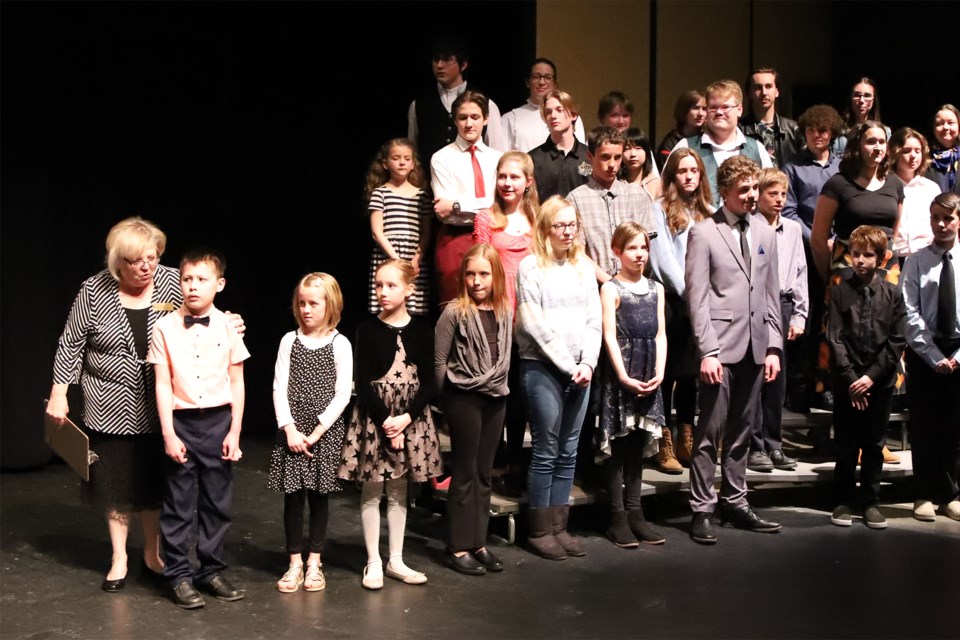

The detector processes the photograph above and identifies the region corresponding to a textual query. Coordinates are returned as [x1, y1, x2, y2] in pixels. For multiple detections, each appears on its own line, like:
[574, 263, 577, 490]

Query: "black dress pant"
[833, 384, 892, 506]
[161, 405, 233, 586]
[906, 346, 960, 505]
[443, 387, 506, 551]
[756, 296, 794, 453]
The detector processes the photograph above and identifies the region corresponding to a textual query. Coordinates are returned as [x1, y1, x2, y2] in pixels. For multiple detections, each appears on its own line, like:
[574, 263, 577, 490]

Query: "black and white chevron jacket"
[52, 265, 183, 435]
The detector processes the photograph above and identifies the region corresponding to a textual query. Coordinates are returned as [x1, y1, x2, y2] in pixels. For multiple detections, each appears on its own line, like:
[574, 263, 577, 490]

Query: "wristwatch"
[451, 201, 461, 215]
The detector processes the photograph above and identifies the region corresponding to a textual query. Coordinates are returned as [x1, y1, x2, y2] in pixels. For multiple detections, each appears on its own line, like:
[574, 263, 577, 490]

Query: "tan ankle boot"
[676, 424, 694, 466]
[656, 430, 683, 474]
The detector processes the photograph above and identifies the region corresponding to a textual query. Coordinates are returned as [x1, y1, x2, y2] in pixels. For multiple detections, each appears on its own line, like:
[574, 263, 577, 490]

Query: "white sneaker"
[913, 500, 936, 522]
[941, 500, 960, 522]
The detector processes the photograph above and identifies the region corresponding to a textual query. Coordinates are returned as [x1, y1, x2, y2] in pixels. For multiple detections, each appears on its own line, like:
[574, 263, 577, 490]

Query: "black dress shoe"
[769, 449, 797, 470]
[720, 506, 782, 533]
[172, 581, 205, 609]
[200, 575, 244, 601]
[444, 550, 486, 576]
[472, 547, 504, 572]
[747, 450, 774, 472]
[690, 512, 717, 545]
[101, 577, 126, 593]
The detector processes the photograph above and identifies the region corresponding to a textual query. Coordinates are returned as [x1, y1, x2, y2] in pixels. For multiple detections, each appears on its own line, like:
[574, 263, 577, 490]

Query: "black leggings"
[284, 489, 329, 554]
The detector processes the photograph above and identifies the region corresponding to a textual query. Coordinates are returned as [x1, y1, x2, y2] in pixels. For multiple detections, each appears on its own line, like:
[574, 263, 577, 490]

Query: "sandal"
[362, 561, 383, 590]
[277, 563, 304, 593]
[385, 560, 428, 585]
[304, 562, 325, 592]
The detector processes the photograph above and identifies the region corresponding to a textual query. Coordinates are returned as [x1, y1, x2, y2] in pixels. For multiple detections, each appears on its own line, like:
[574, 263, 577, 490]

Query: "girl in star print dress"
[268, 273, 352, 594]
[338, 259, 441, 590]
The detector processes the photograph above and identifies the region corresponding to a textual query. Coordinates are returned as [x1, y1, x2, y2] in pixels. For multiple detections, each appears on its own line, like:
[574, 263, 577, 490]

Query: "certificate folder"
[42, 402, 98, 481]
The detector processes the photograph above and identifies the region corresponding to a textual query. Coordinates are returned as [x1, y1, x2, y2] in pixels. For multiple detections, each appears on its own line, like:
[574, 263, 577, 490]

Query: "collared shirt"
[502, 99, 586, 152]
[722, 207, 752, 254]
[430, 136, 503, 226]
[147, 307, 250, 410]
[827, 272, 906, 388]
[893, 174, 940, 256]
[773, 215, 809, 330]
[568, 177, 655, 278]
[407, 81, 507, 152]
[530, 136, 591, 201]
[782, 149, 841, 240]
[673, 128, 774, 169]
[902, 242, 960, 367]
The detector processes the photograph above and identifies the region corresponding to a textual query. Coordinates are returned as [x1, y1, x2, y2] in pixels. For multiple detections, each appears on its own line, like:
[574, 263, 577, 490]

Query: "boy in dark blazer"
[684, 155, 783, 544]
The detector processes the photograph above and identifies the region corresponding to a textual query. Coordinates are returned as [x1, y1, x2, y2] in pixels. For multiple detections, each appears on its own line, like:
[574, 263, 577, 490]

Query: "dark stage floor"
[2, 435, 958, 640]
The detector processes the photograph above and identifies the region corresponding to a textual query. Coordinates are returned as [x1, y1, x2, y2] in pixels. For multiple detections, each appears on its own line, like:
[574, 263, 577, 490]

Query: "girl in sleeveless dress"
[364, 138, 432, 315]
[598, 222, 667, 548]
[339, 260, 441, 590]
[268, 273, 352, 593]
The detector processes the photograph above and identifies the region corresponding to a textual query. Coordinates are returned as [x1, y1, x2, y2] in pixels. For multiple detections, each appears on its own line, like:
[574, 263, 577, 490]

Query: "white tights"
[360, 479, 407, 567]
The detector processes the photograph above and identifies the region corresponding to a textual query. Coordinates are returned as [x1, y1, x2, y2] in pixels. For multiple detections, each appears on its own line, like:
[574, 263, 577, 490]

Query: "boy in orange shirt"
[148, 248, 250, 609]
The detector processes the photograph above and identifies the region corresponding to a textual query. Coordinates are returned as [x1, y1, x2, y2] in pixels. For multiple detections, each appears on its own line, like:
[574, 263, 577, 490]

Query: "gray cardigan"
[434, 303, 511, 397]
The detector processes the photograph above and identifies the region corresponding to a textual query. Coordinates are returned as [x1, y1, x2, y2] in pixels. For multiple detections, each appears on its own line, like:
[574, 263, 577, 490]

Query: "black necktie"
[737, 217, 751, 273]
[938, 252, 955, 337]
[184, 315, 210, 328]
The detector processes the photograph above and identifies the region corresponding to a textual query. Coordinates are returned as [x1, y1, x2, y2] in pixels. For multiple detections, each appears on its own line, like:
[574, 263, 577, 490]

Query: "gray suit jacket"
[685, 209, 782, 365]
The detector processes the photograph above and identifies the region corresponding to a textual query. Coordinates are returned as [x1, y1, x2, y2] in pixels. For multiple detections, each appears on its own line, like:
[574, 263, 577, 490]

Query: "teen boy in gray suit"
[684, 155, 784, 544]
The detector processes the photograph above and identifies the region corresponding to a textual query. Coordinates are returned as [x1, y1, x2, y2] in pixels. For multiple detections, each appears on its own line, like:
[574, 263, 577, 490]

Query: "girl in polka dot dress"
[267, 273, 353, 593]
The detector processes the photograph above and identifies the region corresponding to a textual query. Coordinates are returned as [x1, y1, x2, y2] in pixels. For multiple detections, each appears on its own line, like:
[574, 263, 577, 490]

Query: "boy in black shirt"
[826, 225, 905, 530]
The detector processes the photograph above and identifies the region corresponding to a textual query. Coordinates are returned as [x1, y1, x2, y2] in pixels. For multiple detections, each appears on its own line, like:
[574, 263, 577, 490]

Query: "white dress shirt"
[407, 81, 508, 152]
[893, 174, 940, 256]
[903, 242, 960, 367]
[430, 136, 503, 226]
[502, 100, 586, 152]
[673, 128, 774, 169]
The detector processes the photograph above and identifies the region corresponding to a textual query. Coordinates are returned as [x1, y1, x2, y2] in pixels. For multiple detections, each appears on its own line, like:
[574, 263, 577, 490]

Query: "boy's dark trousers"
[906, 343, 960, 505]
[756, 294, 795, 452]
[832, 384, 892, 506]
[161, 405, 234, 587]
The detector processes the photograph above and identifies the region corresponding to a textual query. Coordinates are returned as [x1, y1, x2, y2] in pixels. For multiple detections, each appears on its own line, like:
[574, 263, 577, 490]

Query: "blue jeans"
[521, 360, 590, 509]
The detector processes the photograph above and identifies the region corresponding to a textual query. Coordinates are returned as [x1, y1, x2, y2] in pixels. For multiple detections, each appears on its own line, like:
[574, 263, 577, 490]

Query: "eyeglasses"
[551, 222, 578, 232]
[530, 73, 555, 82]
[124, 255, 159, 269]
[707, 104, 739, 114]
[852, 92, 874, 101]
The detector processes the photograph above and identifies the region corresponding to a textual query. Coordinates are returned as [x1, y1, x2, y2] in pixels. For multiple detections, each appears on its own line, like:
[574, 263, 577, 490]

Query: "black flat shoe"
[172, 581, 205, 609]
[472, 547, 504, 572]
[101, 577, 126, 593]
[141, 559, 165, 582]
[444, 550, 486, 576]
[200, 574, 244, 601]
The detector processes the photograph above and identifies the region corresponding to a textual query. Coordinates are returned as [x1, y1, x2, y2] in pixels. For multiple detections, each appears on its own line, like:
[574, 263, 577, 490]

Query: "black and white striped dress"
[367, 185, 432, 315]
[52, 265, 182, 509]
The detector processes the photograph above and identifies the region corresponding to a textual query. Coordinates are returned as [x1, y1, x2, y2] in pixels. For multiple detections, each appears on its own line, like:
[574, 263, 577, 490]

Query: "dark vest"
[415, 82, 490, 180]
[685, 134, 763, 206]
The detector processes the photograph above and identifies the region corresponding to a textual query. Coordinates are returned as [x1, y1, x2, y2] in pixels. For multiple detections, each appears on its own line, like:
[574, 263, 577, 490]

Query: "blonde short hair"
[105, 216, 166, 281]
[532, 196, 585, 267]
[292, 272, 344, 332]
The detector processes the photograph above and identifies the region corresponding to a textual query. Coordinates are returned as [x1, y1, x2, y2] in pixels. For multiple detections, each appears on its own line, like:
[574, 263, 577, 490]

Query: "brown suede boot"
[677, 423, 694, 466]
[550, 505, 585, 557]
[527, 508, 566, 560]
[656, 430, 683, 474]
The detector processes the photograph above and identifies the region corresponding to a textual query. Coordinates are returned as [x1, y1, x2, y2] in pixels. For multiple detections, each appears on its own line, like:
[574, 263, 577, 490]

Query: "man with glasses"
[740, 68, 802, 169]
[502, 58, 586, 153]
[568, 126, 656, 284]
[407, 36, 507, 179]
[672, 80, 773, 205]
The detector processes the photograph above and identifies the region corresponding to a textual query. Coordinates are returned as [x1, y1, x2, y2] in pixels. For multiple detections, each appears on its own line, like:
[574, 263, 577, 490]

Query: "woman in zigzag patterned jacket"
[45, 216, 212, 593]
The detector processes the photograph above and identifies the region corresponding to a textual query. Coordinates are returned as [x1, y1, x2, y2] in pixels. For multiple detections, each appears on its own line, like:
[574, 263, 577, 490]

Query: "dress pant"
[906, 345, 960, 505]
[521, 360, 590, 509]
[755, 296, 794, 453]
[161, 405, 233, 586]
[690, 355, 763, 513]
[833, 384, 892, 506]
[443, 387, 507, 551]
